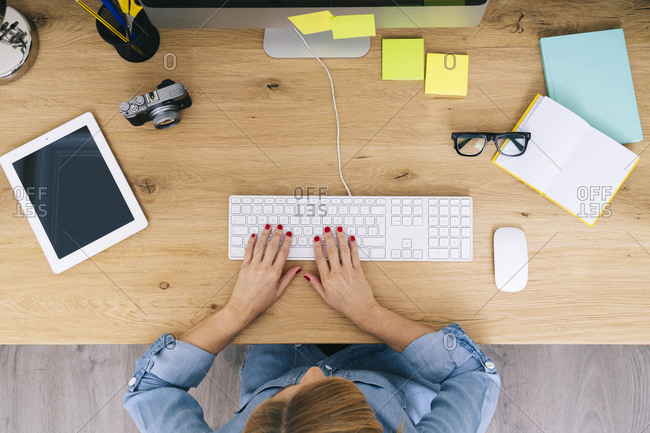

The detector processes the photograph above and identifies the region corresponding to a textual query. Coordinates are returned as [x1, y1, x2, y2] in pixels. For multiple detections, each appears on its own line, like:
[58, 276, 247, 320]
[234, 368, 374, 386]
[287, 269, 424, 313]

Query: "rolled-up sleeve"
[123, 334, 216, 433]
[401, 323, 500, 433]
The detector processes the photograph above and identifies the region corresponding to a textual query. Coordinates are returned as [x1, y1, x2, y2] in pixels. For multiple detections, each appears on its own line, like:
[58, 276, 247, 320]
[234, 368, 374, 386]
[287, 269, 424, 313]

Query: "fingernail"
[251, 233, 256, 238]
[296, 267, 302, 273]
[314, 236, 320, 242]
[337, 226, 343, 233]
[286, 231, 293, 237]
[304, 275, 311, 282]
[350, 235, 356, 242]
[324, 227, 331, 233]
[277, 224, 283, 230]
[265, 224, 271, 230]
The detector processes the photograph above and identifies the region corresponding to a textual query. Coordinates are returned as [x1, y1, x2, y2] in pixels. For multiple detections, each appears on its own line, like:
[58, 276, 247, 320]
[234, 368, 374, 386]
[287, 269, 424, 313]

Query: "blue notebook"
[539, 29, 643, 144]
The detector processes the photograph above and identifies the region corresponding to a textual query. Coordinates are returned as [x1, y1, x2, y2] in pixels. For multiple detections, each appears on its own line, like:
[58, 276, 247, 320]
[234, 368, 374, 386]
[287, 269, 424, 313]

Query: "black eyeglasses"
[451, 132, 531, 157]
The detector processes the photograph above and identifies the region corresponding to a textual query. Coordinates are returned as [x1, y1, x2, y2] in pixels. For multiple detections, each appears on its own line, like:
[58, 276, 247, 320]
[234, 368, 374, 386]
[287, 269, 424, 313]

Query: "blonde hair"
[242, 377, 403, 433]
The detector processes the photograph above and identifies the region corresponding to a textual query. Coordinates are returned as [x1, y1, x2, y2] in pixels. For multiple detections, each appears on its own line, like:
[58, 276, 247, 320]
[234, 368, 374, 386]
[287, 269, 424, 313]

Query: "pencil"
[75, 0, 145, 56]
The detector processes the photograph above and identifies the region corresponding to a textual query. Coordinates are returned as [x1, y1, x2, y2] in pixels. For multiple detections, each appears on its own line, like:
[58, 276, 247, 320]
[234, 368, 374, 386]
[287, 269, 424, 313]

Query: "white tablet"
[0, 112, 148, 274]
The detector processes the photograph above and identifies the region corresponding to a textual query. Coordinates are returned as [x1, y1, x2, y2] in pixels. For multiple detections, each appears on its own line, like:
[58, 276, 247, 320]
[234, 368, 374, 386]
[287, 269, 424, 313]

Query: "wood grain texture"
[0, 0, 649, 344]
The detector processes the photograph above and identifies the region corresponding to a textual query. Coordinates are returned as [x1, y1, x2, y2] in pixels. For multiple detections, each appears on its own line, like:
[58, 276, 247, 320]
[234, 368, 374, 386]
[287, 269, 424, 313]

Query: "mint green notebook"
[539, 29, 643, 144]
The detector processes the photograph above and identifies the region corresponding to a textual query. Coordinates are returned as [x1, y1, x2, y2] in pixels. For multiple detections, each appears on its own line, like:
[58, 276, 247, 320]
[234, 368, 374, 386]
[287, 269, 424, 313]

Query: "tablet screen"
[12, 126, 135, 259]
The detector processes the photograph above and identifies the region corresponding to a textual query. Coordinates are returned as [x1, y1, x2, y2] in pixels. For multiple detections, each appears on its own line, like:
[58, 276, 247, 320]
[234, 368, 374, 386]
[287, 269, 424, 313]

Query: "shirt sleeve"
[123, 334, 216, 433]
[400, 323, 500, 433]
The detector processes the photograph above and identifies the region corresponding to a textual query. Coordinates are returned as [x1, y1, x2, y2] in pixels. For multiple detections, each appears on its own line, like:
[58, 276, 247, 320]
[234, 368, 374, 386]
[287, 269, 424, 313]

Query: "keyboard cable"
[293, 28, 352, 196]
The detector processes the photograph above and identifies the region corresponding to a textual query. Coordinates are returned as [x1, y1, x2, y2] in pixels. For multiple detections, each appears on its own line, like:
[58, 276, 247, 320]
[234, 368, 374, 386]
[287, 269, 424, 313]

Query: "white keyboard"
[228, 195, 473, 261]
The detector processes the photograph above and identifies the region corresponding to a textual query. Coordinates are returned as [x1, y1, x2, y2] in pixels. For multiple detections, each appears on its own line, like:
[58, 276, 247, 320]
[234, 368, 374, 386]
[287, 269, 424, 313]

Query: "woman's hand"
[226, 224, 301, 323]
[303, 227, 380, 324]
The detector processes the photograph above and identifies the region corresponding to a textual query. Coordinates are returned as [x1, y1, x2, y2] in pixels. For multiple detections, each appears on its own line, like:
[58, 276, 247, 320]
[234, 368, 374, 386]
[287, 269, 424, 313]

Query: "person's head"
[242, 366, 392, 433]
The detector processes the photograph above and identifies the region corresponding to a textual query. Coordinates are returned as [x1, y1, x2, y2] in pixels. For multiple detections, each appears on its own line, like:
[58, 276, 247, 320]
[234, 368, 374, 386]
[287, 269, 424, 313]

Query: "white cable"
[293, 28, 352, 196]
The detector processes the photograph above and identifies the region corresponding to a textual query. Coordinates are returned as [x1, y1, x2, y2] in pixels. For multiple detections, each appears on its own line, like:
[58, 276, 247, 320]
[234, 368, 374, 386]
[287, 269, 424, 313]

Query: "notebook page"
[495, 96, 588, 192]
[544, 125, 639, 224]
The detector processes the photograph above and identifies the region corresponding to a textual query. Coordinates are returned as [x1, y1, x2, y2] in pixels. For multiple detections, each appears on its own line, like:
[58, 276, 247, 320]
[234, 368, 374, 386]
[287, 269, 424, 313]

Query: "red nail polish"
[324, 227, 331, 233]
[277, 224, 283, 230]
[350, 235, 356, 242]
[296, 267, 302, 273]
[314, 236, 320, 242]
[251, 233, 256, 238]
[286, 231, 292, 237]
[337, 226, 343, 232]
[304, 275, 311, 282]
[265, 224, 271, 230]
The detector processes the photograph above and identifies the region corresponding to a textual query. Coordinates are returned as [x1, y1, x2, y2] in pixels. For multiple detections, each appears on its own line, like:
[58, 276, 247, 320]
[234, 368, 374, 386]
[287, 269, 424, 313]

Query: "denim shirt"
[124, 323, 500, 433]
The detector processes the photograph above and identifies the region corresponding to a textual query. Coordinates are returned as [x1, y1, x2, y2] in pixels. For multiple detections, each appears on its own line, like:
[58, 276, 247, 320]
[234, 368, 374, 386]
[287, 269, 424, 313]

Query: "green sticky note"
[330, 14, 376, 39]
[382, 39, 425, 80]
[288, 10, 334, 35]
[425, 52, 469, 96]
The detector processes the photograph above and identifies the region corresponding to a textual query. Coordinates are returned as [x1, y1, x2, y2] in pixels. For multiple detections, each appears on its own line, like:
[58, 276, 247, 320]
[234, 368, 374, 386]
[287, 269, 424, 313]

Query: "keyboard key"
[377, 217, 386, 235]
[450, 206, 460, 216]
[391, 249, 401, 259]
[440, 238, 449, 247]
[247, 216, 257, 225]
[414, 198, 422, 205]
[440, 207, 449, 216]
[461, 207, 471, 216]
[451, 249, 460, 259]
[231, 197, 241, 204]
[403, 250, 412, 259]
[391, 217, 401, 226]
[414, 207, 423, 215]
[462, 217, 471, 226]
[298, 237, 307, 246]
[429, 248, 449, 259]
[428, 228, 438, 237]
[428, 238, 438, 247]
[451, 217, 460, 226]
[231, 247, 246, 257]
[413, 249, 423, 259]
[344, 216, 354, 225]
[365, 216, 375, 225]
[402, 216, 412, 225]
[462, 228, 471, 237]
[439, 217, 449, 226]
[363, 238, 386, 247]
[462, 239, 471, 259]
[231, 237, 243, 246]
[413, 217, 423, 226]
[451, 238, 460, 248]
[231, 216, 246, 224]
[440, 227, 449, 237]
[428, 216, 439, 226]
[368, 227, 378, 236]
[370, 249, 386, 259]
[428, 198, 438, 205]
[392, 198, 400, 204]
[243, 198, 252, 203]
[391, 207, 401, 215]
[451, 227, 460, 237]
[440, 199, 449, 205]
[358, 227, 367, 236]
[372, 206, 384, 215]
[243, 205, 251, 213]
[232, 205, 241, 214]
[377, 198, 386, 204]
[350, 206, 359, 214]
[232, 227, 248, 235]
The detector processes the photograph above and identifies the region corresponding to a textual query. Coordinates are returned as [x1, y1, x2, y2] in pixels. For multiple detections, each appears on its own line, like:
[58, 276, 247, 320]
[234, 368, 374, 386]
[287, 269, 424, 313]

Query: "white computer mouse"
[494, 227, 528, 292]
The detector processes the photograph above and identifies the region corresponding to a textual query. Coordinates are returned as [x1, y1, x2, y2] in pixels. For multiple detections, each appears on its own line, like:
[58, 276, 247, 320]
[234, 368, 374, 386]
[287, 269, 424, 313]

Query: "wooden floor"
[1, 344, 649, 433]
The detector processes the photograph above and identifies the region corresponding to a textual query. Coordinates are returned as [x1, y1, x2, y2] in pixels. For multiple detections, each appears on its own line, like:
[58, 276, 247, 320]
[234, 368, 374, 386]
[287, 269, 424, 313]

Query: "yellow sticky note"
[425, 53, 469, 96]
[288, 10, 334, 35]
[330, 14, 376, 39]
[382, 39, 424, 80]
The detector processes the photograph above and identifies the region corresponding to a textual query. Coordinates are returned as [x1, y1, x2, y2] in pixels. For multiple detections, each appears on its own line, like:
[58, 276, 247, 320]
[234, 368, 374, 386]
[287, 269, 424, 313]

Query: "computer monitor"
[141, 1, 489, 58]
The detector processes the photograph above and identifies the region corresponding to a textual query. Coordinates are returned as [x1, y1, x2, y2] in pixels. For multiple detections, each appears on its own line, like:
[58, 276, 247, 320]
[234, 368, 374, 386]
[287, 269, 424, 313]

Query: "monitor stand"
[263, 28, 370, 58]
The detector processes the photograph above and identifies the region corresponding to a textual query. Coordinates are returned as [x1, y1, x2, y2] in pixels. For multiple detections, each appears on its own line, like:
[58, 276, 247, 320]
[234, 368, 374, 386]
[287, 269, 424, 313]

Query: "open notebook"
[492, 95, 640, 226]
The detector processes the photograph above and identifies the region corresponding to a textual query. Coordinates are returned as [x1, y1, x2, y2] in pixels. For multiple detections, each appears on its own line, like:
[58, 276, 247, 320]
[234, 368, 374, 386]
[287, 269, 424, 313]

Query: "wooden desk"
[1, 0, 648, 344]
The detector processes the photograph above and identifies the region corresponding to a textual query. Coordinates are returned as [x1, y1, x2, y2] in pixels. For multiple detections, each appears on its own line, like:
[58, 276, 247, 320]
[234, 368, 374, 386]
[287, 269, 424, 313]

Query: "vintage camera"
[120, 79, 192, 129]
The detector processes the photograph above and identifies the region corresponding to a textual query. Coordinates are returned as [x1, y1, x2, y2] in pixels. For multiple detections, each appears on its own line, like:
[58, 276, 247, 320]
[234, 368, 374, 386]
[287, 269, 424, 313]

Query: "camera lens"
[150, 105, 181, 129]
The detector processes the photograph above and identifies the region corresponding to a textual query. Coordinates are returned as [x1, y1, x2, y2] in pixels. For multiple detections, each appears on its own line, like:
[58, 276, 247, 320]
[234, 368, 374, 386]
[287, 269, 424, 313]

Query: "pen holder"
[95, 5, 159, 63]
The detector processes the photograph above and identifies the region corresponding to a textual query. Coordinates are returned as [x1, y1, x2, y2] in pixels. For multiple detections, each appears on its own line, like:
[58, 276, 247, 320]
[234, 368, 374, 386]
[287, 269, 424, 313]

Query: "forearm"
[352, 303, 433, 353]
[180, 306, 250, 355]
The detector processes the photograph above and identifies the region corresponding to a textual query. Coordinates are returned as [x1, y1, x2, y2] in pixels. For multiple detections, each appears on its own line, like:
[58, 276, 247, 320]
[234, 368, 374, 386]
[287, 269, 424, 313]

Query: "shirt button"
[324, 364, 333, 370]
[485, 362, 495, 370]
[128, 377, 136, 386]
